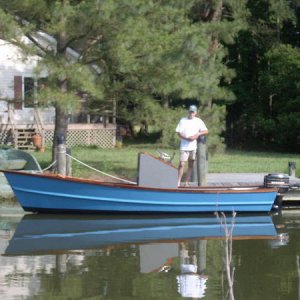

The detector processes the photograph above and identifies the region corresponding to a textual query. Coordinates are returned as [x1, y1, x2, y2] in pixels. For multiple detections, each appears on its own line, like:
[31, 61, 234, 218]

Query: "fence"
[44, 124, 116, 148]
[0, 124, 116, 149]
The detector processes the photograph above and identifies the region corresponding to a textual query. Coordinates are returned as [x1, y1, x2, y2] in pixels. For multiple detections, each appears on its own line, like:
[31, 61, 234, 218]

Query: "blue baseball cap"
[188, 105, 197, 112]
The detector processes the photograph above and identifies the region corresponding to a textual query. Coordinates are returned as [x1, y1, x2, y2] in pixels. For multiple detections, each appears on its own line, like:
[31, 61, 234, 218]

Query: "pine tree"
[0, 0, 105, 161]
[0, 0, 250, 155]
[91, 0, 249, 151]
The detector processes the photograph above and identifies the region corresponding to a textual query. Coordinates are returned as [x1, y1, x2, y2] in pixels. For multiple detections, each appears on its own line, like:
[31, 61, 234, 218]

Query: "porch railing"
[7, 103, 17, 147]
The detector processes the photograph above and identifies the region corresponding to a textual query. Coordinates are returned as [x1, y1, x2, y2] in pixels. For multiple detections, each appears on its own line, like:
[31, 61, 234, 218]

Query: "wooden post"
[198, 240, 207, 273]
[66, 147, 72, 176]
[57, 144, 66, 175]
[56, 254, 67, 273]
[192, 158, 198, 183]
[196, 136, 208, 186]
[56, 135, 66, 176]
[288, 161, 296, 177]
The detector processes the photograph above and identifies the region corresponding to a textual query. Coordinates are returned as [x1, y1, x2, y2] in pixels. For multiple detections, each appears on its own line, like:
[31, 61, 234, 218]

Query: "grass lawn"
[32, 143, 300, 181]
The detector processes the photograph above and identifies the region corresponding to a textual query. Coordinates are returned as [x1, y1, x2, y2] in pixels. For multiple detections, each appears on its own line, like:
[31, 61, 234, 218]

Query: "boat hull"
[3, 171, 278, 213]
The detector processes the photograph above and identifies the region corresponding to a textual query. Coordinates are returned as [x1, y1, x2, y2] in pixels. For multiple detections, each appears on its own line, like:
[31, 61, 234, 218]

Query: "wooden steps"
[15, 128, 36, 150]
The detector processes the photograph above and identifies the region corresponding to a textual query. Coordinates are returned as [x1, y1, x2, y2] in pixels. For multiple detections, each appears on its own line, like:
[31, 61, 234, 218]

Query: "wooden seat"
[0, 149, 42, 171]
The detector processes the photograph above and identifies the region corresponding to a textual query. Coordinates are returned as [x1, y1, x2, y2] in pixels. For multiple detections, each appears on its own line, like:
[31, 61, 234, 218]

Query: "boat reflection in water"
[5, 213, 277, 255]
[3, 213, 279, 299]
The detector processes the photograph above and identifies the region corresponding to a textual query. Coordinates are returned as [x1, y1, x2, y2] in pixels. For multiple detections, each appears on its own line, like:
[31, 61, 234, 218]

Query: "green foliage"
[226, 0, 300, 152]
[254, 44, 300, 151]
[159, 107, 187, 148]
[263, 44, 300, 101]
[0, 7, 19, 40]
[2, 0, 300, 155]
[0, 144, 11, 150]
[268, 0, 296, 27]
[99, 0, 247, 151]
[204, 104, 226, 154]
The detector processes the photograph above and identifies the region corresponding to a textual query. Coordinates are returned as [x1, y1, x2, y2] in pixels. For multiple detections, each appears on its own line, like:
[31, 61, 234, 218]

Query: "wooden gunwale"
[3, 170, 278, 194]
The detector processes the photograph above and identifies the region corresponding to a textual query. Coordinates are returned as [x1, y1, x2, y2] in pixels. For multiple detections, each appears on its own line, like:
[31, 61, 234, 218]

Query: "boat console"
[137, 152, 178, 189]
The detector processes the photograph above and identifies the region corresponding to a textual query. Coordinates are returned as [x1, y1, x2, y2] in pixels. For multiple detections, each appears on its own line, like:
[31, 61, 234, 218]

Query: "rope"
[65, 152, 136, 185]
[41, 160, 57, 172]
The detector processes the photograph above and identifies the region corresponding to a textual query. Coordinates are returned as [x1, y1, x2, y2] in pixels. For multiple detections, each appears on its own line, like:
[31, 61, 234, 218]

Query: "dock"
[206, 173, 300, 203]
[208, 173, 300, 203]
[207, 173, 300, 187]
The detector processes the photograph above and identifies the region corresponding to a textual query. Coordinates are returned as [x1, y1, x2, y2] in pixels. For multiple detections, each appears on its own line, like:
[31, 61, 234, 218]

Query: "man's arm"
[178, 131, 207, 142]
[177, 132, 190, 141]
[188, 130, 208, 140]
[177, 132, 196, 141]
[198, 130, 208, 137]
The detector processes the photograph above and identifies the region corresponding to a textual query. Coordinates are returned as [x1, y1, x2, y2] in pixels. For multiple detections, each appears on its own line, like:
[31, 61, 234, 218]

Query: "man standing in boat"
[176, 105, 208, 186]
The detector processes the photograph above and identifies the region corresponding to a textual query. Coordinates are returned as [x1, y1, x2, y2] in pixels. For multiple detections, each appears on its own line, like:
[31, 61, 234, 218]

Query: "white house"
[0, 36, 116, 149]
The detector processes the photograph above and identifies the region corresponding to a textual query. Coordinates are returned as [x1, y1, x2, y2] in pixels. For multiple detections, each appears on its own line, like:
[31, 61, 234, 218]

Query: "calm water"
[0, 211, 299, 300]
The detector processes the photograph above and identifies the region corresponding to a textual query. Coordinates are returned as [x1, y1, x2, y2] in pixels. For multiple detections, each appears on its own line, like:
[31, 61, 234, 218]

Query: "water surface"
[0, 211, 298, 300]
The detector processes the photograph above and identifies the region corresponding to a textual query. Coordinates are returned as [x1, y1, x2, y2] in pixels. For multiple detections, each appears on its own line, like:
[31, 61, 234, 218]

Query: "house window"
[24, 77, 47, 108]
[24, 77, 35, 108]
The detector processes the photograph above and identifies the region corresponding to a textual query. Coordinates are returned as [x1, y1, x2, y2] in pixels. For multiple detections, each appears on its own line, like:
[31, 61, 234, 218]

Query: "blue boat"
[4, 214, 278, 255]
[3, 170, 278, 213]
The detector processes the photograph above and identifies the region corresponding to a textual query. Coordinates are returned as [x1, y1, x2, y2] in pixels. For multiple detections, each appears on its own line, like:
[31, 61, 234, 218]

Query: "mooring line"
[41, 160, 57, 172]
[64, 152, 136, 185]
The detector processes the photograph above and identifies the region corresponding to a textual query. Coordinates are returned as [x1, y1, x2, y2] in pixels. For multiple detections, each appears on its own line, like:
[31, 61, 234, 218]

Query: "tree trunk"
[51, 0, 69, 165]
[52, 104, 69, 164]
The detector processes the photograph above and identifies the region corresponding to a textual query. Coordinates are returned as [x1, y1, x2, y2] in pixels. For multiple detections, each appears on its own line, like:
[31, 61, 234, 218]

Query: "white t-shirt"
[176, 274, 208, 298]
[176, 117, 208, 151]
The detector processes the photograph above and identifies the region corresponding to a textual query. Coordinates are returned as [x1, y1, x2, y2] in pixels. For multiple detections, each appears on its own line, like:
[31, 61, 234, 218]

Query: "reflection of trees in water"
[216, 212, 236, 300]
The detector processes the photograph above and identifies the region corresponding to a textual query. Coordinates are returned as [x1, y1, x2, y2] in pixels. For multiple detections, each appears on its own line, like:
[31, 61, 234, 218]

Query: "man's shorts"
[180, 150, 197, 162]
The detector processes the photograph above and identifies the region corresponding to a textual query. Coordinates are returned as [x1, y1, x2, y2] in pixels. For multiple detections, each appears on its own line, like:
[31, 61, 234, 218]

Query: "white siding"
[0, 39, 53, 124]
[0, 39, 41, 99]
